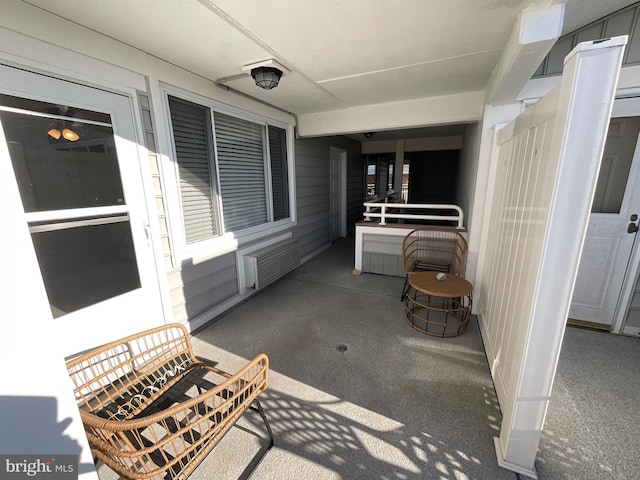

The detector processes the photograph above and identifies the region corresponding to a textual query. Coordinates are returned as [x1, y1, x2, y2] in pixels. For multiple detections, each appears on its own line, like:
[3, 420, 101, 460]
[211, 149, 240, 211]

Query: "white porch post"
[490, 38, 626, 478]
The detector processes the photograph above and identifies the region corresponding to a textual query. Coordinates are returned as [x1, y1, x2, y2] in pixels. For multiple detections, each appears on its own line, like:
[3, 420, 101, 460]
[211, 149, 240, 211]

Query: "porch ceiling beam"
[486, 4, 565, 106]
[296, 90, 484, 138]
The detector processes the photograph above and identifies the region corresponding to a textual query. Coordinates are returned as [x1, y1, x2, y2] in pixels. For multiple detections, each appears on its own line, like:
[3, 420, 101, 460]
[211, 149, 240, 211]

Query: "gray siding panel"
[138, 92, 239, 326]
[536, 3, 640, 77]
[361, 232, 404, 277]
[171, 257, 238, 322]
[142, 90, 363, 323]
[293, 135, 363, 259]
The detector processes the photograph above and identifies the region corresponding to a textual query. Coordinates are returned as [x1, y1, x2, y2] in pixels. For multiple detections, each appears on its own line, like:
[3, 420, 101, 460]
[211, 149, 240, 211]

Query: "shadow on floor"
[92, 239, 640, 479]
[188, 238, 515, 479]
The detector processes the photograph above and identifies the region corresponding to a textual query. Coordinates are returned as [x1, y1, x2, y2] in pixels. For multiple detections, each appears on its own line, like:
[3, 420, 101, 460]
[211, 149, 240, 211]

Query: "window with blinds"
[168, 96, 219, 244]
[214, 112, 268, 231]
[167, 93, 291, 247]
[269, 125, 289, 221]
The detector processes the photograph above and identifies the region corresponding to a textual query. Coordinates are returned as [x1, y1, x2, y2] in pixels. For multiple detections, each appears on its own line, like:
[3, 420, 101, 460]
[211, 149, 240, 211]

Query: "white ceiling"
[23, 0, 640, 135]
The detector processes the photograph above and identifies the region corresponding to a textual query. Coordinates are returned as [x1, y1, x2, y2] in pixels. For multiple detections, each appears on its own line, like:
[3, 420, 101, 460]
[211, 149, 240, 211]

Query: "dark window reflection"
[0, 110, 124, 212]
[0, 93, 110, 123]
[30, 216, 141, 318]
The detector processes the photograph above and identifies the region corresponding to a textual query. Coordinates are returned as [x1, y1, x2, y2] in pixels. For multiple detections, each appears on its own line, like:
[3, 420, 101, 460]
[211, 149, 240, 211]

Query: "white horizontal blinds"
[168, 96, 218, 244]
[214, 111, 268, 231]
[269, 125, 289, 221]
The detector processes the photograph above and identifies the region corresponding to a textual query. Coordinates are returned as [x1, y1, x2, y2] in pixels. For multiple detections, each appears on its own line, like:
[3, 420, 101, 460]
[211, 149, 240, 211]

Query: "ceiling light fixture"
[364, 132, 375, 138]
[47, 128, 62, 140]
[62, 128, 79, 142]
[242, 59, 288, 90]
[250, 67, 283, 90]
[48, 123, 79, 142]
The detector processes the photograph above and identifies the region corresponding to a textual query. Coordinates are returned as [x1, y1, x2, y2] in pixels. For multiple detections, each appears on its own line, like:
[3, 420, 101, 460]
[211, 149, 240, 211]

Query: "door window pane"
[592, 117, 640, 213]
[30, 215, 141, 318]
[0, 109, 124, 212]
[2, 95, 141, 319]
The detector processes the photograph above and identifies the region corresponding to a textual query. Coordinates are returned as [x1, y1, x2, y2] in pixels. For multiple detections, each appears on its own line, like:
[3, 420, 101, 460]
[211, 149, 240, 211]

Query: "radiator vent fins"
[245, 238, 300, 290]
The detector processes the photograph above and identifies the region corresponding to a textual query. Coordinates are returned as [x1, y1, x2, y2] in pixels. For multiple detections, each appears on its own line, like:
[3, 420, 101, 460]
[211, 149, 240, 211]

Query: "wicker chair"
[66, 324, 273, 480]
[400, 227, 468, 300]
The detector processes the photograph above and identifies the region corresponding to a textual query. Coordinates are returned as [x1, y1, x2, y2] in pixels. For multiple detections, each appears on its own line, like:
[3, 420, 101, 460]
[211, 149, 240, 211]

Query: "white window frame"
[160, 84, 296, 265]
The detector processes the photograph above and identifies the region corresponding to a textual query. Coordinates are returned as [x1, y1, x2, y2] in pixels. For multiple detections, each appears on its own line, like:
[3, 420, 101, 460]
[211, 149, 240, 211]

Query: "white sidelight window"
[166, 92, 293, 259]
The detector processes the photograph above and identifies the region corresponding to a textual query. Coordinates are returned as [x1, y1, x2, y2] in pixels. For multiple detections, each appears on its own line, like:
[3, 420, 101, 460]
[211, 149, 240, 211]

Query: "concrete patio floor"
[95, 236, 640, 480]
[186, 238, 513, 480]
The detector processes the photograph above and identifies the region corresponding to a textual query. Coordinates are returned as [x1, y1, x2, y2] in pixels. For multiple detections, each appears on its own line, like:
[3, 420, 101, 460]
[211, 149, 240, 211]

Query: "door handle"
[143, 221, 152, 245]
[628, 222, 639, 234]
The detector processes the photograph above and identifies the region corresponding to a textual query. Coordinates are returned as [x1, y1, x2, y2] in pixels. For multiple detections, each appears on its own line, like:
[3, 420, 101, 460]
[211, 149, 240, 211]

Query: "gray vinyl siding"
[535, 3, 640, 77]
[293, 136, 363, 259]
[294, 139, 330, 257]
[141, 90, 364, 324]
[138, 92, 239, 325]
[361, 233, 404, 277]
[139, 93, 174, 273]
[168, 253, 238, 321]
[346, 144, 365, 233]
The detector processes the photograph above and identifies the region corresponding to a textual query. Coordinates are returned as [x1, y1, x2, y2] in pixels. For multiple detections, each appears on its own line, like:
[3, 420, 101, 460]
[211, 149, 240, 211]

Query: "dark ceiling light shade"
[251, 66, 283, 90]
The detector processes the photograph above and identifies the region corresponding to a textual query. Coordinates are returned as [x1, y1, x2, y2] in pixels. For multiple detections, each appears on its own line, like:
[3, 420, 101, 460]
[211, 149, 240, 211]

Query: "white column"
[494, 37, 626, 478]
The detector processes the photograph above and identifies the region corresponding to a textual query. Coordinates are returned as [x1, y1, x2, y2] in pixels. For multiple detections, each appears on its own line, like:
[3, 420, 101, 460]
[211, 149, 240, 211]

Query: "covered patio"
[95, 238, 639, 480]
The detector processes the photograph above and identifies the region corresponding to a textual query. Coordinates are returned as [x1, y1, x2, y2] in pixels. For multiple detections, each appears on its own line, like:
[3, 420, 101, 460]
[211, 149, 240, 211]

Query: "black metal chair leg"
[254, 399, 274, 448]
[401, 275, 409, 301]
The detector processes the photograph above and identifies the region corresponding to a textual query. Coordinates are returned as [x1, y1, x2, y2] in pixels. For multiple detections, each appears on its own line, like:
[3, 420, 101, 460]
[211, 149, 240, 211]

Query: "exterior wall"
[0, 10, 365, 337]
[346, 142, 366, 232]
[293, 135, 362, 261]
[142, 91, 363, 326]
[534, 2, 640, 78]
[456, 123, 481, 227]
[137, 93, 240, 327]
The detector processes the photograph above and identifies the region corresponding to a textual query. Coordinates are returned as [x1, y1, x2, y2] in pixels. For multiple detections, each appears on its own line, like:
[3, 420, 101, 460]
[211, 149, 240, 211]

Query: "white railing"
[363, 199, 464, 228]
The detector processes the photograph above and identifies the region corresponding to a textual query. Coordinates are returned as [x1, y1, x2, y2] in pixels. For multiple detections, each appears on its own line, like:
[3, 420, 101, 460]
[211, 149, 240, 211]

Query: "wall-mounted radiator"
[242, 237, 300, 290]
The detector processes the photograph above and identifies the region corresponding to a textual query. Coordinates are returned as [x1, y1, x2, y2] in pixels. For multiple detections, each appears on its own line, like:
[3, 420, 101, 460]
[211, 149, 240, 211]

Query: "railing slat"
[362, 200, 464, 227]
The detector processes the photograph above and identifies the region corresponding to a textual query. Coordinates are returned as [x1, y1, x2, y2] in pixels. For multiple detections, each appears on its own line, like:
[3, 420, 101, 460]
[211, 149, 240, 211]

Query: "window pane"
[214, 112, 268, 231]
[30, 215, 141, 318]
[168, 96, 219, 243]
[592, 117, 640, 213]
[0, 110, 124, 212]
[0, 93, 110, 123]
[546, 36, 574, 75]
[269, 125, 289, 221]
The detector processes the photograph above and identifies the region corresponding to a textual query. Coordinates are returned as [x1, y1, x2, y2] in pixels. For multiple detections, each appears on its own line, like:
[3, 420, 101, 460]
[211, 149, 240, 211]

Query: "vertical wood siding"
[476, 39, 624, 472]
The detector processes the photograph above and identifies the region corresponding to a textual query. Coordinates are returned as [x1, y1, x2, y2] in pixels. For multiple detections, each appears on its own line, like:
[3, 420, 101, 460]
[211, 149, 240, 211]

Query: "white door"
[569, 98, 640, 330]
[329, 147, 346, 242]
[0, 65, 163, 355]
